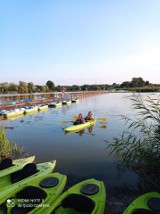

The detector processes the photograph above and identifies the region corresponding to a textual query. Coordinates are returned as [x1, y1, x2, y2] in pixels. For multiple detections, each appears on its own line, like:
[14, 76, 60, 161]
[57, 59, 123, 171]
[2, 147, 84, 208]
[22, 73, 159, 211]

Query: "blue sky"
[0, 0, 160, 85]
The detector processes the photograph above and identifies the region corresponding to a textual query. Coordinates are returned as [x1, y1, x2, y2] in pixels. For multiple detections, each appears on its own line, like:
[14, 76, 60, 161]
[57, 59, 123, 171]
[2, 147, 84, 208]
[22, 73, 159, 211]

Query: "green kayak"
[47, 178, 106, 214]
[0, 160, 56, 201]
[123, 192, 160, 214]
[0, 172, 67, 214]
[65, 119, 96, 132]
[0, 156, 35, 177]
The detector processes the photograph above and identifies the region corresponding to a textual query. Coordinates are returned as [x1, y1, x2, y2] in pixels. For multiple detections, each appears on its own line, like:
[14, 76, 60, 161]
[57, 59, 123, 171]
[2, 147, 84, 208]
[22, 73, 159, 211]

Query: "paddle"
[60, 120, 74, 124]
[60, 119, 107, 129]
[99, 118, 107, 121]
[61, 117, 96, 124]
[99, 125, 107, 129]
[72, 115, 107, 121]
[72, 115, 78, 119]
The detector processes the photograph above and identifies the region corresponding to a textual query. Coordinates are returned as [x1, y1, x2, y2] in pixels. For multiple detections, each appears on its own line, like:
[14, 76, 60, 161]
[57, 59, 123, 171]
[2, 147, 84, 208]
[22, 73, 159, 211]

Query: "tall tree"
[131, 77, 145, 87]
[1, 82, 9, 93]
[18, 81, 28, 93]
[120, 81, 131, 88]
[81, 84, 89, 91]
[8, 83, 18, 92]
[46, 80, 55, 91]
[28, 82, 34, 93]
[40, 85, 48, 92]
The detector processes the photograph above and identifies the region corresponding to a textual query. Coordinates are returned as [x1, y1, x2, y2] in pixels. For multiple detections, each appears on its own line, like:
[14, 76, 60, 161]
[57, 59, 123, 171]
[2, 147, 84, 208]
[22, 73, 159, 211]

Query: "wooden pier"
[0, 90, 108, 111]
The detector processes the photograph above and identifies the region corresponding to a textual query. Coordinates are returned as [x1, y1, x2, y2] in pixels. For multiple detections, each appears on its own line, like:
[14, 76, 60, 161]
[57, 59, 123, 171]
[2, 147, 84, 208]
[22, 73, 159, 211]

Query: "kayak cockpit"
[11, 163, 38, 183]
[10, 185, 47, 213]
[0, 158, 13, 170]
[52, 194, 95, 214]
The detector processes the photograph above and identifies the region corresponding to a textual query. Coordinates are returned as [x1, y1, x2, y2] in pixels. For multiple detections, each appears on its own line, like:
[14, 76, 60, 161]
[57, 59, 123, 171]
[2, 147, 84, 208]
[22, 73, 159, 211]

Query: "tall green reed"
[0, 127, 25, 160]
[108, 94, 160, 192]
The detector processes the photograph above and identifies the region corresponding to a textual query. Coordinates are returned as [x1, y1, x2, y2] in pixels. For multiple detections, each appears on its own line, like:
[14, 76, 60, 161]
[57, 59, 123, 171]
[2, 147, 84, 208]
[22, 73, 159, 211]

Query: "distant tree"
[8, 83, 18, 92]
[145, 81, 150, 86]
[1, 82, 9, 93]
[120, 81, 131, 88]
[55, 85, 61, 92]
[18, 81, 28, 93]
[98, 84, 106, 90]
[89, 85, 99, 90]
[35, 85, 41, 92]
[28, 82, 34, 93]
[39, 85, 48, 92]
[81, 84, 89, 91]
[0, 84, 2, 93]
[72, 85, 80, 91]
[131, 77, 145, 87]
[46, 80, 55, 91]
[111, 83, 120, 88]
[44, 85, 48, 92]
[104, 84, 109, 90]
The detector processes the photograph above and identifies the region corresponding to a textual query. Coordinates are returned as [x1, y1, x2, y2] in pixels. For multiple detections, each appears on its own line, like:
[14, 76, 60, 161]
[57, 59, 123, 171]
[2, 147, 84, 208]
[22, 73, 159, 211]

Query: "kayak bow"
[0, 172, 67, 214]
[47, 178, 106, 214]
[123, 192, 160, 214]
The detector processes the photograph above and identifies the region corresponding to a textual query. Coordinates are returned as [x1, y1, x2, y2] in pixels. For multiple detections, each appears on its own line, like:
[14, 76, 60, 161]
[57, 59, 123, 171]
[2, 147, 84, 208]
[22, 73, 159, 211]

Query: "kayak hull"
[71, 99, 80, 103]
[0, 172, 67, 214]
[0, 160, 56, 201]
[47, 178, 106, 214]
[24, 107, 38, 114]
[3, 110, 24, 118]
[65, 119, 96, 132]
[123, 192, 160, 214]
[48, 103, 62, 107]
[62, 100, 72, 105]
[38, 105, 48, 111]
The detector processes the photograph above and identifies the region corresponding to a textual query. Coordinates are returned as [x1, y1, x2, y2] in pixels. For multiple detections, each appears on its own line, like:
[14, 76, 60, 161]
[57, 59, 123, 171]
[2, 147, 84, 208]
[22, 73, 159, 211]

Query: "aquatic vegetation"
[108, 94, 160, 192]
[0, 127, 25, 160]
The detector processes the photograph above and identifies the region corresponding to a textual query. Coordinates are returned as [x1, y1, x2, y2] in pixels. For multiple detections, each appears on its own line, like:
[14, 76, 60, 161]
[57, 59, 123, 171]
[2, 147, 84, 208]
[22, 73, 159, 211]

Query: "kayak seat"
[132, 209, 157, 214]
[11, 163, 38, 183]
[22, 163, 38, 179]
[73, 121, 80, 125]
[147, 197, 160, 212]
[0, 158, 13, 170]
[73, 120, 84, 125]
[11, 206, 28, 214]
[11, 186, 47, 214]
[16, 185, 47, 200]
[61, 194, 95, 213]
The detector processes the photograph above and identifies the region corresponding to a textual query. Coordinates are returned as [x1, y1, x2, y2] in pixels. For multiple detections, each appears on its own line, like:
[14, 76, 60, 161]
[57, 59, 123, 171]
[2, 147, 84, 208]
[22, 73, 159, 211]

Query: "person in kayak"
[73, 113, 84, 125]
[85, 111, 93, 121]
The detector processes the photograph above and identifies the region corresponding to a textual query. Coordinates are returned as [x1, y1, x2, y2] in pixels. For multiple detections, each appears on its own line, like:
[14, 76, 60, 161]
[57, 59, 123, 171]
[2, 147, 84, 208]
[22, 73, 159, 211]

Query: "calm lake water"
[1, 92, 159, 213]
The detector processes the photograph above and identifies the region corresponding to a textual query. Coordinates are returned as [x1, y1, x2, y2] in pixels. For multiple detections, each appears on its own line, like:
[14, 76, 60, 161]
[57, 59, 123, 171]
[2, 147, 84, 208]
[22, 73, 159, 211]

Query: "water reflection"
[65, 126, 95, 136]
[3, 93, 154, 213]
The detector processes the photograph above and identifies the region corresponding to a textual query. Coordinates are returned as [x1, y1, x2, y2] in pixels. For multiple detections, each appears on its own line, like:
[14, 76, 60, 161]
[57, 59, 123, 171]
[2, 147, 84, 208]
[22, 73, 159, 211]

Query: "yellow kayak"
[65, 119, 96, 132]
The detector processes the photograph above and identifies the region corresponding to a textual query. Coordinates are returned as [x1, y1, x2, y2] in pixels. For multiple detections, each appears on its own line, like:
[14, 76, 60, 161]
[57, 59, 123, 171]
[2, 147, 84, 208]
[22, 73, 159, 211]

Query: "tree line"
[0, 77, 159, 94]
